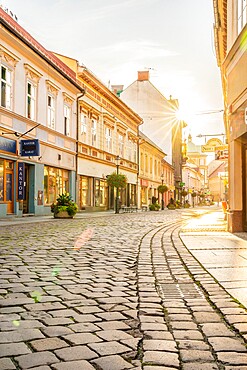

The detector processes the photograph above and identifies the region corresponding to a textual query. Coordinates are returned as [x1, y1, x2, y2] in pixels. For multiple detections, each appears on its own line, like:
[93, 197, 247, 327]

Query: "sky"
[2, 0, 225, 144]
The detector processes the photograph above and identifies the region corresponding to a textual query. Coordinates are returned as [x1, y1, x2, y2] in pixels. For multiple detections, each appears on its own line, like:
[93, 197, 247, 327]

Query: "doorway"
[22, 164, 35, 215]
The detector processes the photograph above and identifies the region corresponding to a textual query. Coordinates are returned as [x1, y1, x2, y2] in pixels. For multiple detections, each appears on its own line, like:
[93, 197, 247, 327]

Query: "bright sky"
[3, 0, 225, 144]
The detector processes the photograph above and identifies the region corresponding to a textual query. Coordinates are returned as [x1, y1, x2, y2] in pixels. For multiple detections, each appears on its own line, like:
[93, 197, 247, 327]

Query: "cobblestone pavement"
[0, 208, 247, 369]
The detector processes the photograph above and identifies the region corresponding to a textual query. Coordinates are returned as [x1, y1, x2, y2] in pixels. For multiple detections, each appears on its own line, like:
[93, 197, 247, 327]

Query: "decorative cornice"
[62, 92, 74, 105]
[24, 63, 42, 82]
[0, 44, 20, 67]
[46, 80, 60, 96]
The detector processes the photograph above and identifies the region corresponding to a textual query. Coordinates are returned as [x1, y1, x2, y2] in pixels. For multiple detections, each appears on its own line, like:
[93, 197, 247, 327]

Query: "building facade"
[54, 54, 142, 211]
[213, 0, 247, 231]
[120, 71, 184, 201]
[139, 132, 174, 207]
[0, 8, 85, 217]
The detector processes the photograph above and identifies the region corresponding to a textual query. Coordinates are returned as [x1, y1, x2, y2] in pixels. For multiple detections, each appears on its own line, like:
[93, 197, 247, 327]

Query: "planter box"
[54, 211, 74, 219]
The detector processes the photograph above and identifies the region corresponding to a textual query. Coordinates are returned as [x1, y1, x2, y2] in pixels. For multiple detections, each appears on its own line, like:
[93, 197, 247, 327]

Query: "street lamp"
[161, 173, 164, 210]
[115, 155, 120, 214]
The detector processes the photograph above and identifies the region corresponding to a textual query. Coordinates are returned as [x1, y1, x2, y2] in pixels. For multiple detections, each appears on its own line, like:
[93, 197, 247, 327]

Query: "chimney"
[138, 71, 149, 81]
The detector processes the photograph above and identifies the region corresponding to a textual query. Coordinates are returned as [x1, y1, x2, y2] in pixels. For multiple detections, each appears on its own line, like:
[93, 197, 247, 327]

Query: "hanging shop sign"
[0, 136, 17, 154]
[18, 162, 25, 200]
[20, 139, 40, 157]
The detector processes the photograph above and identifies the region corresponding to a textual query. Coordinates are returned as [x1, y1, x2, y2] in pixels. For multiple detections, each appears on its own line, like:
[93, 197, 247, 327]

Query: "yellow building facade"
[213, 0, 247, 231]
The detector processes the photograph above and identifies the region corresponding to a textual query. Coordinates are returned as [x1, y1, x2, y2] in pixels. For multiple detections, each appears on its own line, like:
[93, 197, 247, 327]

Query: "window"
[64, 105, 71, 136]
[133, 142, 137, 163]
[105, 127, 112, 152]
[118, 134, 124, 157]
[145, 154, 148, 173]
[0, 159, 13, 202]
[128, 139, 132, 161]
[80, 176, 89, 206]
[80, 114, 87, 142]
[27, 81, 36, 120]
[150, 157, 153, 174]
[47, 94, 55, 129]
[140, 152, 144, 171]
[238, 0, 247, 34]
[91, 119, 97, 147]
[44, 166, 69, 205]
[1, 65, 12, 110]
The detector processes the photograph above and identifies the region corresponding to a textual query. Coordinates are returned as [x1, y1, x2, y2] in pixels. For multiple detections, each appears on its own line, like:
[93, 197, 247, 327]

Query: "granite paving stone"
[0, 358, 16, 370]
[52, 360, 96, 370]
[0, 329, 45, 343]
[30, 337, 69, 351]
[54, 345, 98, 361]
[15, 351, 59, 368]
[200, 323, 235, 337]
[88, 340, 131, 356]
[92, 354, 133, 370]
[208, 336, 247, 352]
[68, 322, 100, 332]
[41, 326, 74, 337]
[96, 320, 131, 330]
[143, 339, 177, 352]
[216, 351, 247, 365]
[180, 349, 215, 362]
[62, 332, 103, 344]
[0, 342, 31, 357]
[143, 351, 179, 367]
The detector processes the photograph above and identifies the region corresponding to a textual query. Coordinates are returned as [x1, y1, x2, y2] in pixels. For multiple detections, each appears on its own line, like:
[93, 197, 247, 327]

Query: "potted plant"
[167, 198, 176, 210]
[149, 202, 160, 211]
[51, 193, 78, 218]
[191, 191, 197, 207]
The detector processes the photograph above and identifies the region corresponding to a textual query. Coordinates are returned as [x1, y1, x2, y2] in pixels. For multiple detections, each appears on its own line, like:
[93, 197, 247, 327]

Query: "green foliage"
[167, 203, 176, 210]
[149, 203, 160, 211]
[181, 190, 188, 197]
[157, 185, 168, 194]
[106, 172, 127, 188]
[184, 202, 191, 208]
[51, 193, 78, 216]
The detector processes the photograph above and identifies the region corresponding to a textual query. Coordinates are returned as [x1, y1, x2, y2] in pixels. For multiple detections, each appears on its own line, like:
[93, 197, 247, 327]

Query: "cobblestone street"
[1, 208, 247, 369]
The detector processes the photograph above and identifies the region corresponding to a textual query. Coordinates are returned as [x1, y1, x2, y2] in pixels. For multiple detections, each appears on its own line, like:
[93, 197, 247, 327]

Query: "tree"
[106, 172, 127, 213]
[106, 172, 127, 189]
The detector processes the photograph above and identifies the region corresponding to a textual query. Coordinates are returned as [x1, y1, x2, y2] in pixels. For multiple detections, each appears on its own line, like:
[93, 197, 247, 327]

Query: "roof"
[0, 8, 84, 92]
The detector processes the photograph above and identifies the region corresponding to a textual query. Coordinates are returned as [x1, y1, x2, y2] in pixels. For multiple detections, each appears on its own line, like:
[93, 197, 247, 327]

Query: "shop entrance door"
[6, 170, 14, 214]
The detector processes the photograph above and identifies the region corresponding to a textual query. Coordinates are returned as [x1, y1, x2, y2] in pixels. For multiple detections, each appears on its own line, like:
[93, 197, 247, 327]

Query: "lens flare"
[31, 290, 42, 303]
[74, 228, 94, 250]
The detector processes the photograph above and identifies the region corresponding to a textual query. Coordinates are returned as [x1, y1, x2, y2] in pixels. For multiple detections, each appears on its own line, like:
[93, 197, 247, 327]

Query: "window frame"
[105, 127, 112, 153]
[91, 119, 97, 147]
[26, 79, 37, 121]
[47, 93, 56, 129]
[1, 64, 12, 110]
[238, 0, 247, 34]
[64, 104, 71, 136]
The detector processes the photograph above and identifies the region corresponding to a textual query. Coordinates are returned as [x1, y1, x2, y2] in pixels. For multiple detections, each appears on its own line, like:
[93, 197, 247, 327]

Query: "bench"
[120, 205, 138, 213]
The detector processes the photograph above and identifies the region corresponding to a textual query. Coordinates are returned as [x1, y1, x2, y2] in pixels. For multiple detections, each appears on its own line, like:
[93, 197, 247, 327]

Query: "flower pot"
[54, 210, 74, 219]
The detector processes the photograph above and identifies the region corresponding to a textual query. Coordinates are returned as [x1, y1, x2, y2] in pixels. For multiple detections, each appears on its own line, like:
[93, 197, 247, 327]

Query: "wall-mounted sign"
[0, 136, 17, 154]
[18, 162, 25, 200]
[20, 139, 40, 157]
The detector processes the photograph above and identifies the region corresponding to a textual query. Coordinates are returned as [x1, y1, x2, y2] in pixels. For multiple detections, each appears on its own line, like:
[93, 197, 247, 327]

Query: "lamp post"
[161, 173, 164, 210]
[115, 155, 120, 214]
